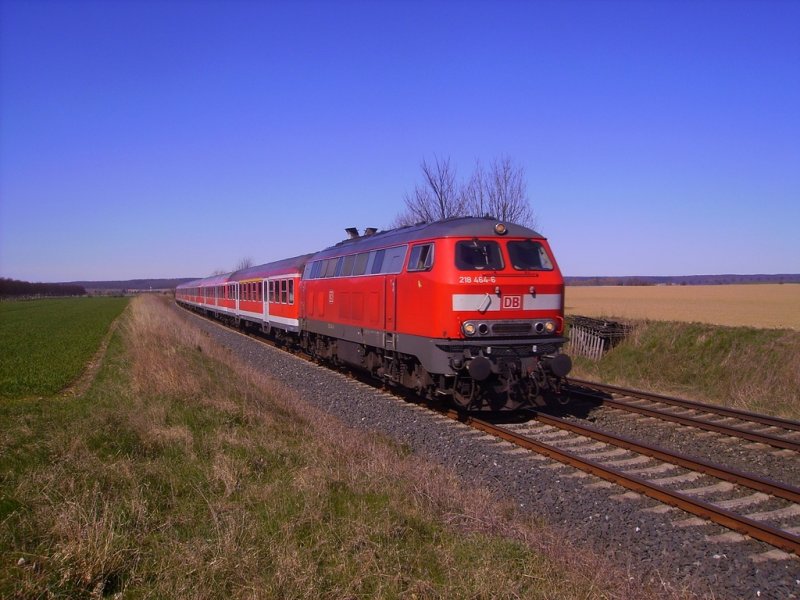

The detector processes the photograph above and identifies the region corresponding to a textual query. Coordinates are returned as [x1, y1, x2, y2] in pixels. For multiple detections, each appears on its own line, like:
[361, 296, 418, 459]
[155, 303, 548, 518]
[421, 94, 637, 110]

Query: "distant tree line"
[565, 274, 800, 286]
[0, 278, 86, 298]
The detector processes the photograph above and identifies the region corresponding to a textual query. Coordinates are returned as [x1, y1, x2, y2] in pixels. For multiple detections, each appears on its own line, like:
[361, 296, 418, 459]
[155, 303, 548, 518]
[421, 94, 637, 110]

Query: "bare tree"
[234, 257, 254, 271]
[463, 159, 489, 218]
[395, 155, 537, 229]
[464, 156, 535, 228]
[394, 156, 467, 226]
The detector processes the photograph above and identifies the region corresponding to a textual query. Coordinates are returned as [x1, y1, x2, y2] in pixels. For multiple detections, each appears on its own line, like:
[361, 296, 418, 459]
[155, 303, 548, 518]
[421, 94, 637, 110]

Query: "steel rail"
[529, 411, 800, 504]
[566, 384, 800, 452]
[568, 378, 800, 432]
[442, 409, 800, 556]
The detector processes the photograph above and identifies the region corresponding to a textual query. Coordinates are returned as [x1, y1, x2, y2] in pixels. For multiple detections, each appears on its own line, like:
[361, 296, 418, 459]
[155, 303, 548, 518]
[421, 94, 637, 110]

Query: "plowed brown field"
[565, 284, 800, 330]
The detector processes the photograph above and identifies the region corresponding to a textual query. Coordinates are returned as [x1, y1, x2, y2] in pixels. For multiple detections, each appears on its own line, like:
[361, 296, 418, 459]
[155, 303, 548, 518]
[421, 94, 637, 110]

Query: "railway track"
[433, 407, 800, 556]
[566, 378, 800, 452]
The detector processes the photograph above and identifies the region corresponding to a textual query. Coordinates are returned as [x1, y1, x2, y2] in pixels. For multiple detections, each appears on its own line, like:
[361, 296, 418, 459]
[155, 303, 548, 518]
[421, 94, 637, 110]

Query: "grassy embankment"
[565, 286, 800, 419]
[1, 295, 657, 598]
[0, 297, 130, 398]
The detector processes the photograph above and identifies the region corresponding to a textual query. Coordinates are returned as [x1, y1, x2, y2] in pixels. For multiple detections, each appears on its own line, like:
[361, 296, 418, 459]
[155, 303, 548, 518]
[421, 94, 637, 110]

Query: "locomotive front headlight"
[545, 321, 556, 333]
[463, 322, 477, 336]
[494, 223, 508, 235]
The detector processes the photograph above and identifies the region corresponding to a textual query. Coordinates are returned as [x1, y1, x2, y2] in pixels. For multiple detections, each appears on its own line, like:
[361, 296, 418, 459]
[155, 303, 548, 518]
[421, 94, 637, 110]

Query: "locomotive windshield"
[507, 240, 554, 271]
[455, 240, 504, 271]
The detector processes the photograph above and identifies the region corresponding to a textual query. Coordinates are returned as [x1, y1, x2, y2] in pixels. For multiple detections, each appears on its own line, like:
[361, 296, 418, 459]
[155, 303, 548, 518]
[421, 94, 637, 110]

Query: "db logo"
[501, 295, 522, 310]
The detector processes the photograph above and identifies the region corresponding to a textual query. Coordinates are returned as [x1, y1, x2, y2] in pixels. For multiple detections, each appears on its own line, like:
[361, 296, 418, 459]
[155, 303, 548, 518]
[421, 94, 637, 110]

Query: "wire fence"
[566, 315, 631, 361]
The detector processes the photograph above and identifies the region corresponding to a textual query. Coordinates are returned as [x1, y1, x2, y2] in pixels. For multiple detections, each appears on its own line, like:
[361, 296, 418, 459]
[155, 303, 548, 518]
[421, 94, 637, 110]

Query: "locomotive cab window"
[507, 240, 554, 271]
[408, 244, 434, 272]
[455, 240, 504, 271]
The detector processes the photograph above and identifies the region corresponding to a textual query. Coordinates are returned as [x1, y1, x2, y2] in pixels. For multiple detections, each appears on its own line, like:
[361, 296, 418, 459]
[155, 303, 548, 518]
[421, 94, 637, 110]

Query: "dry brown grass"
[570, 319, 800, 419]
[131, 297, 667, 597]
[1, 296, 689, 598]
[565, 284, 800, 329]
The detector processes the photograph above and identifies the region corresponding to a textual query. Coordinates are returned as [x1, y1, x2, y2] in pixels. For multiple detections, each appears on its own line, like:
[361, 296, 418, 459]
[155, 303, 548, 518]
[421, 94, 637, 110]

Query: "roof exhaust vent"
[364, 227, 377, 236]
[345, 227, 360, 239]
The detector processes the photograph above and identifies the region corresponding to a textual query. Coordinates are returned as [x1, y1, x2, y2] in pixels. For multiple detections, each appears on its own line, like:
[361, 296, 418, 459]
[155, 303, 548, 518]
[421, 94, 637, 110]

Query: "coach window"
[280, 280, 288, 303]
[408, 244, 434, 272]
[353, 252, 369, 276]
[288, 280, 294, 304]
[455, 240, 504, 271]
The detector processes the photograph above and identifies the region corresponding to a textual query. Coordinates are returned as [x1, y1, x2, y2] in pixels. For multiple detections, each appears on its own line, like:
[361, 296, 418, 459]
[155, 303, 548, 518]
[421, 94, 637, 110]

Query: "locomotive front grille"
[491, 322, 533, 335]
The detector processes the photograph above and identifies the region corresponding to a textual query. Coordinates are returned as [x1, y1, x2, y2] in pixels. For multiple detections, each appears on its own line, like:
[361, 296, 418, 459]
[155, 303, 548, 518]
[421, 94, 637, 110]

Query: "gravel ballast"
[180, 307, 800, 599]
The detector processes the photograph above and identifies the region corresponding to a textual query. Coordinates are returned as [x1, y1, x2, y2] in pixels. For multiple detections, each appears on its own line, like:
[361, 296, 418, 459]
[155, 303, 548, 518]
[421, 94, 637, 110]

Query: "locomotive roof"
[311, 217, 544, 260]
[178, 218, 543, 288]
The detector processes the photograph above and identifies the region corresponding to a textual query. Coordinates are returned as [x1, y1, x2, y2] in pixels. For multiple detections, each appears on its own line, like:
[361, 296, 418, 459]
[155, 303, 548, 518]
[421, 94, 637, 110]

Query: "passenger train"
[176, 217, 571, 410]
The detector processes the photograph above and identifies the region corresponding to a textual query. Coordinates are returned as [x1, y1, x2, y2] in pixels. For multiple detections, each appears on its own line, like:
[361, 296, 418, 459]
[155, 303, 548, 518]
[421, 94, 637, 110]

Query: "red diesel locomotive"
[176, 217, 571, 410]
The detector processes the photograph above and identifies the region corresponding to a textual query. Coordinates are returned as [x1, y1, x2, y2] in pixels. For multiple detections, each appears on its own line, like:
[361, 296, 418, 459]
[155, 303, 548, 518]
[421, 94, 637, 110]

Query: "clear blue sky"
[1, 0, 798, 281]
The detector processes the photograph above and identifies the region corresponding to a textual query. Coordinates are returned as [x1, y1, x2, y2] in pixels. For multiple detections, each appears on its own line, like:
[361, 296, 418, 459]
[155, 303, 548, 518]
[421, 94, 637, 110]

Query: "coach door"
[268, 279, 269, 323]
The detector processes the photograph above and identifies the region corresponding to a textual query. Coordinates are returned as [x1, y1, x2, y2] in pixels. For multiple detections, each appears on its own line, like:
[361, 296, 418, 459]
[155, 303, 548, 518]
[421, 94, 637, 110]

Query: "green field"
[0, 297, 129, 398]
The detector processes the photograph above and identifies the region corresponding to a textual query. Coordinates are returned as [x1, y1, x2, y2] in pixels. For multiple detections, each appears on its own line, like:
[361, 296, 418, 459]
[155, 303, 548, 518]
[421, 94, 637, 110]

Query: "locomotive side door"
[385, 276, 397, 332]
